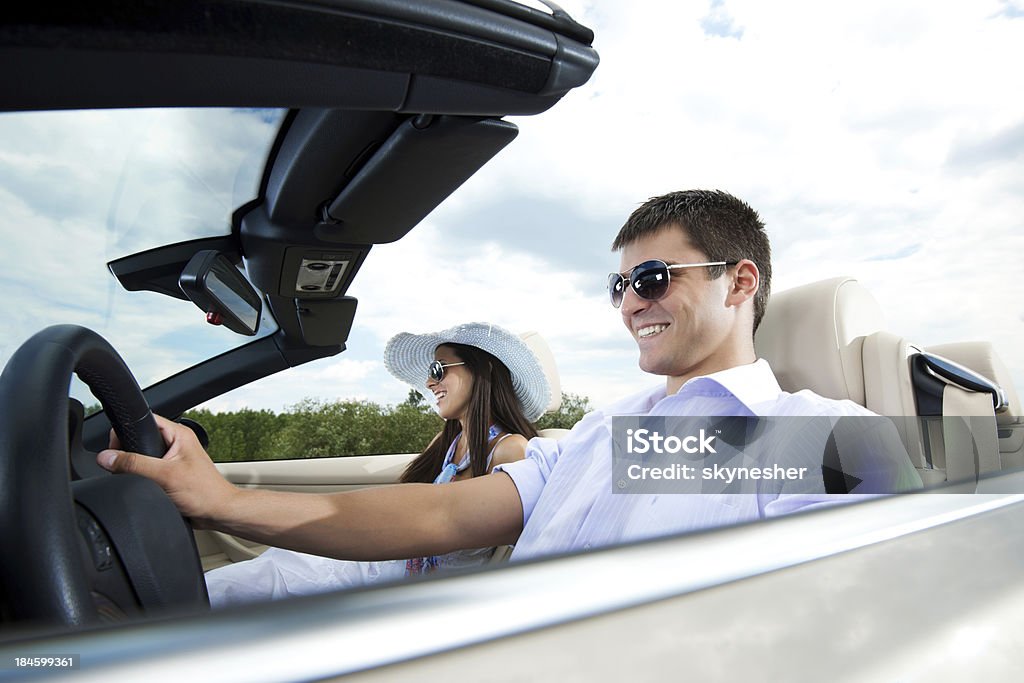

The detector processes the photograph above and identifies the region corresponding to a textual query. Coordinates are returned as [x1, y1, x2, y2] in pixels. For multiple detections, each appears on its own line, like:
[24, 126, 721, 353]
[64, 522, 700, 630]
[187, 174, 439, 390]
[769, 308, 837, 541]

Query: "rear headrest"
[754, 277, 885, 405]
[925, 341, 1020, 423]
[519, 331, 562, 414]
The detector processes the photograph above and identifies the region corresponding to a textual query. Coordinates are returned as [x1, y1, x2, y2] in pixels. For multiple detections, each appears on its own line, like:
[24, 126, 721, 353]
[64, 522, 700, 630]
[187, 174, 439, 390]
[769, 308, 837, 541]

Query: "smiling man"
[611, 189, 770, 394]
[98, 189, 921, 567]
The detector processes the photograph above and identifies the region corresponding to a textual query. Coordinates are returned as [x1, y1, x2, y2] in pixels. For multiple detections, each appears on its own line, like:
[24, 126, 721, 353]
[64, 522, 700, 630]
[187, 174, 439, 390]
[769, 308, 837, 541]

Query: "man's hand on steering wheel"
[98, 415, 239, 529]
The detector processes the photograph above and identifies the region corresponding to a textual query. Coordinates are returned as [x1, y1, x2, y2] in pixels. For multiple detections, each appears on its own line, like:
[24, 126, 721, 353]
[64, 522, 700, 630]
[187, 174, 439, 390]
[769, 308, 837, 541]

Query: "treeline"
[181, 391, 592, 463]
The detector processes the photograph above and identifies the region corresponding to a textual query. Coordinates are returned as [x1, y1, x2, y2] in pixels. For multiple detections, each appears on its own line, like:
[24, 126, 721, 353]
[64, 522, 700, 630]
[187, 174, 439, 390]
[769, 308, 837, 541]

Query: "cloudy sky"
[1, 0, 1022, 417]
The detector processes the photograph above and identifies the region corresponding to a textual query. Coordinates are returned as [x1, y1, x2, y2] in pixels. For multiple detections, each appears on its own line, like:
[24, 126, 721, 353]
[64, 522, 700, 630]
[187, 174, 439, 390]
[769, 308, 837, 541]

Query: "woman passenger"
[205, 322, 549, 605]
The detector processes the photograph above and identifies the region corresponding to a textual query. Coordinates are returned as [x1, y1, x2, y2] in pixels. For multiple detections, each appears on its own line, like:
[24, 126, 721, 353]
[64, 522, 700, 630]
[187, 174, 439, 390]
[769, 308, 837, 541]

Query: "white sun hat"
[384, 322, 552, 422]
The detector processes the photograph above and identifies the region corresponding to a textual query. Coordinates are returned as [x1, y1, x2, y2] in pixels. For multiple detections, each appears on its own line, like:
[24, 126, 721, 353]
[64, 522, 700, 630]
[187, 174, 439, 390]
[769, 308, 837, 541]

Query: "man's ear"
[726, 259, 759, 308]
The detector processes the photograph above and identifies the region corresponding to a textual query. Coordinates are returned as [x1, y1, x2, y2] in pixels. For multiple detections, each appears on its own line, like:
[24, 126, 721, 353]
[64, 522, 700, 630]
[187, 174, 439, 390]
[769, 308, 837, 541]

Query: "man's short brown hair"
[612, 189, 772, 333]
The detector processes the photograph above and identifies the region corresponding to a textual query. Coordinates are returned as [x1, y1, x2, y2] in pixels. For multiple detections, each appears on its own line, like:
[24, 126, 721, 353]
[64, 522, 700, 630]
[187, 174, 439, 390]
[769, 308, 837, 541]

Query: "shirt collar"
[674, 358, 783, 411]
[600, 359, 785, 416]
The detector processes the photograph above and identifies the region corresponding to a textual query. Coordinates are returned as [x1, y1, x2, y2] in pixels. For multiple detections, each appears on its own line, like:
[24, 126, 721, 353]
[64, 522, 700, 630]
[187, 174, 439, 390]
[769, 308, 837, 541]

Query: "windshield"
[0, 108, 285, 405]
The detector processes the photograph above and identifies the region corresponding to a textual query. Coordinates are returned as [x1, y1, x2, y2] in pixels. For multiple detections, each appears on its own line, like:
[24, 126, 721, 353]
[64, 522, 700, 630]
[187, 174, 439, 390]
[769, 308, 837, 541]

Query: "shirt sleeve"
[493, 436, 561, 527]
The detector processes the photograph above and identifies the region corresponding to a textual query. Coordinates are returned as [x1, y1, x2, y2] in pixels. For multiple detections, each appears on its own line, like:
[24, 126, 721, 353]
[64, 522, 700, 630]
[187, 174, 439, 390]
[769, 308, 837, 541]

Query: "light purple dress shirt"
[496, 359, 922, 561]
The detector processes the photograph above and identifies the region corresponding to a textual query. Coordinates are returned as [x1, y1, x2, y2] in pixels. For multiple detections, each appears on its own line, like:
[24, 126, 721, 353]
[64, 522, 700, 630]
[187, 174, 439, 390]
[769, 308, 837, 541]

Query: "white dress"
[205, 431, 510, 607]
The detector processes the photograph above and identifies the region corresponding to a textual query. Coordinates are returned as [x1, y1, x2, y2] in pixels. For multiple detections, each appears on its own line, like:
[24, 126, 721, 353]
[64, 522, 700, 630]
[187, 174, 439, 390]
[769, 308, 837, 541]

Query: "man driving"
[97, 189, 921, 563]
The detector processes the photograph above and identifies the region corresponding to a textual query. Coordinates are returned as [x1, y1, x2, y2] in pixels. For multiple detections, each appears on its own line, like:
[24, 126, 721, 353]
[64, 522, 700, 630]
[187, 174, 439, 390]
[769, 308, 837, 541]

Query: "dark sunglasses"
[607, 259, 738, 308]
[428, 359, 465, 382]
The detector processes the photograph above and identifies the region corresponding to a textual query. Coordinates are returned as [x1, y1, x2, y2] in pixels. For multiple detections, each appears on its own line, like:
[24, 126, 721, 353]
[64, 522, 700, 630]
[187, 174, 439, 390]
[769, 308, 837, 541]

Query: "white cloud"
[0, 109, 282, 391]
[349, 221, 621, 346]
[199, 358, 384, 414]
[2, 1, 1022, 416]
[338, 221, 654, 406]
[473, 0, 1024, 393]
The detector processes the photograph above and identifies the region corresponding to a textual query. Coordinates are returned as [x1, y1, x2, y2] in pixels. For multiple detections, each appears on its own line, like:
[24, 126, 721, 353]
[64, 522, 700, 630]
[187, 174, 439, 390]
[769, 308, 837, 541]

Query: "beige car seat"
[755, 276, 1016, 489]
[924, 341, 1023, 477]
[519, 330, 570, 441]
[490, 331, 566, 563]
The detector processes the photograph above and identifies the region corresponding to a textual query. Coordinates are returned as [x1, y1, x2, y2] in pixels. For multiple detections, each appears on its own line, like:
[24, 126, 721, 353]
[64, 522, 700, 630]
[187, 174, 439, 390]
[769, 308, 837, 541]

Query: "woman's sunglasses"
[607, 259, 737, 308]
[428, 360, 465, 382]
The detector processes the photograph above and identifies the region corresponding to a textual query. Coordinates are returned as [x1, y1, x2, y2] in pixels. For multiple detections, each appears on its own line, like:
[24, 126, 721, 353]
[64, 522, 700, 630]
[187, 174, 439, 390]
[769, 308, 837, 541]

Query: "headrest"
[754, 277, 885, 405]
[925, 341, 1020, 423]
[519, 331, 562, 414]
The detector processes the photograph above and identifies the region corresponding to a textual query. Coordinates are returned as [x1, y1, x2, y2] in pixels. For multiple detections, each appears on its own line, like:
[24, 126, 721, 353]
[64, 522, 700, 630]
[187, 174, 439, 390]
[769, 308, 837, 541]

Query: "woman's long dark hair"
[400, 343, 539, 484]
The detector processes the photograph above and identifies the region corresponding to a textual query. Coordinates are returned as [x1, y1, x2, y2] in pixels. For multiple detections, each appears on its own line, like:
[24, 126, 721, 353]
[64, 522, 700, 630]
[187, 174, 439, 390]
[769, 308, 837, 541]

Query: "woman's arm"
[98, 415, 525, 561]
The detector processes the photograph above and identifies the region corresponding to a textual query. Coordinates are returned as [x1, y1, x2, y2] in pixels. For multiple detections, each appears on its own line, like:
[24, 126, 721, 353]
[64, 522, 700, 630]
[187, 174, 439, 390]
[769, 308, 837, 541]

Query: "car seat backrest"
[496, 330, 567, 564]
[519, 330, 562, 415]
[756, 276, 1018, 488]
[754, 276, 884, 405]
[861, 330, 928, 471]
[520, 332, 573, 441]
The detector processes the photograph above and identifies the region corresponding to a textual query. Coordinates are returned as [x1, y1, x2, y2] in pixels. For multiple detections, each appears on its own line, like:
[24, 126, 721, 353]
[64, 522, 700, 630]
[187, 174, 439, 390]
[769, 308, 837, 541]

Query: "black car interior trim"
[108, 236, 240, 302]
[1, 0, 598, 113]
[82, 332, 343, 452]
[320, 115, 519, 243]
[911, 351, 1008, 416]
[295, 296, 359, 347]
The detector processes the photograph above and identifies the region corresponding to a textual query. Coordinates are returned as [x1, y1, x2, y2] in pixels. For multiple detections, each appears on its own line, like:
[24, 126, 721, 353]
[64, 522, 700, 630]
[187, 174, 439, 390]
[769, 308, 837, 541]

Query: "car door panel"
[197, 453, 416, 570]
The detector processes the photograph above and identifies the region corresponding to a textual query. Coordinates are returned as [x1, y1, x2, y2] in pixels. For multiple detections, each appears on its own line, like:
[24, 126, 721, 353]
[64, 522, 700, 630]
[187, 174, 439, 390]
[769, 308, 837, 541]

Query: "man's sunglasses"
[607, 259, 737, 308]
[429, 360, 465, 382]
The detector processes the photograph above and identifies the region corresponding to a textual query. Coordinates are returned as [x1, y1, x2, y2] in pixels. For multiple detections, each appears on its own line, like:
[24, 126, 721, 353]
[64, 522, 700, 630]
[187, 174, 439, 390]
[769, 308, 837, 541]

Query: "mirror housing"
[179, 252, 262, 336]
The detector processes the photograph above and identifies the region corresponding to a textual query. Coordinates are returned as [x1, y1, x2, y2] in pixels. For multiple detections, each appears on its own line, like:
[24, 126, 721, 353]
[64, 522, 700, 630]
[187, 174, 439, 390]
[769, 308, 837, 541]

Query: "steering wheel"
[0, 325, 208, 627]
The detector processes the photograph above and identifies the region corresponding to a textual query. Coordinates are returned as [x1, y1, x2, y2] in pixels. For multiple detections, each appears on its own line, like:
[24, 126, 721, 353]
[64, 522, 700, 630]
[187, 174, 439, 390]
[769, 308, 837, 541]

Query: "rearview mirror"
[179, 251, 263, 336]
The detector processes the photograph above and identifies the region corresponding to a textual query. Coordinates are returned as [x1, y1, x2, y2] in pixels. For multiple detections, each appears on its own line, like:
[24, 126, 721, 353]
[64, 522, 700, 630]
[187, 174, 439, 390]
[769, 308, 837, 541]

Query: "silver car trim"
[5, 492, 1023, 682]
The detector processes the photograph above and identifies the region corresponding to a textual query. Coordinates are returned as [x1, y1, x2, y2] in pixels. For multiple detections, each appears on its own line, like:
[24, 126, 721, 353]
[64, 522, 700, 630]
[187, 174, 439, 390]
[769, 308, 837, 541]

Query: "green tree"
[266, 398, 442, 460]
[179, 390, 591, 463]
[536, 392, 592, 431]
[184, 407, 283, 461]
[401, 389, 426, 408]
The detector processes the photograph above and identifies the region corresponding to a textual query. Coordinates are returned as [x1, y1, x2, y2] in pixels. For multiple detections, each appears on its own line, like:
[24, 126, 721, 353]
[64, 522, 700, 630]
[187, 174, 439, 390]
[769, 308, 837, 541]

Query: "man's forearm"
[206, 473, 524, 561]
[206, 482, 455, 561]
[97, 418, 525, 562]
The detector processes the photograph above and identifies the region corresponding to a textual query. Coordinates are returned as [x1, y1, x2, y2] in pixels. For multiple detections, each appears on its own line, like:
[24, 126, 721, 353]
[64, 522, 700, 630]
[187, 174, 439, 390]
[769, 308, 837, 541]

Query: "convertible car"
[1, 1, 1022, 681]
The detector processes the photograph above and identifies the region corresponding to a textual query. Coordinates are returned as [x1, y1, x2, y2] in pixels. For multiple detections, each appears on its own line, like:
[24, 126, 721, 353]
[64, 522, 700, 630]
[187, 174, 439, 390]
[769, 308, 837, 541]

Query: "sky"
[1, 0, 1022, 416]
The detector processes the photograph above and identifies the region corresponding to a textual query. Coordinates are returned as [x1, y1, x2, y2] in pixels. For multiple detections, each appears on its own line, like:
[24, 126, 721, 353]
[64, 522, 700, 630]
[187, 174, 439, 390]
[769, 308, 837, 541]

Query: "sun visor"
[315, 115, 518, 244]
